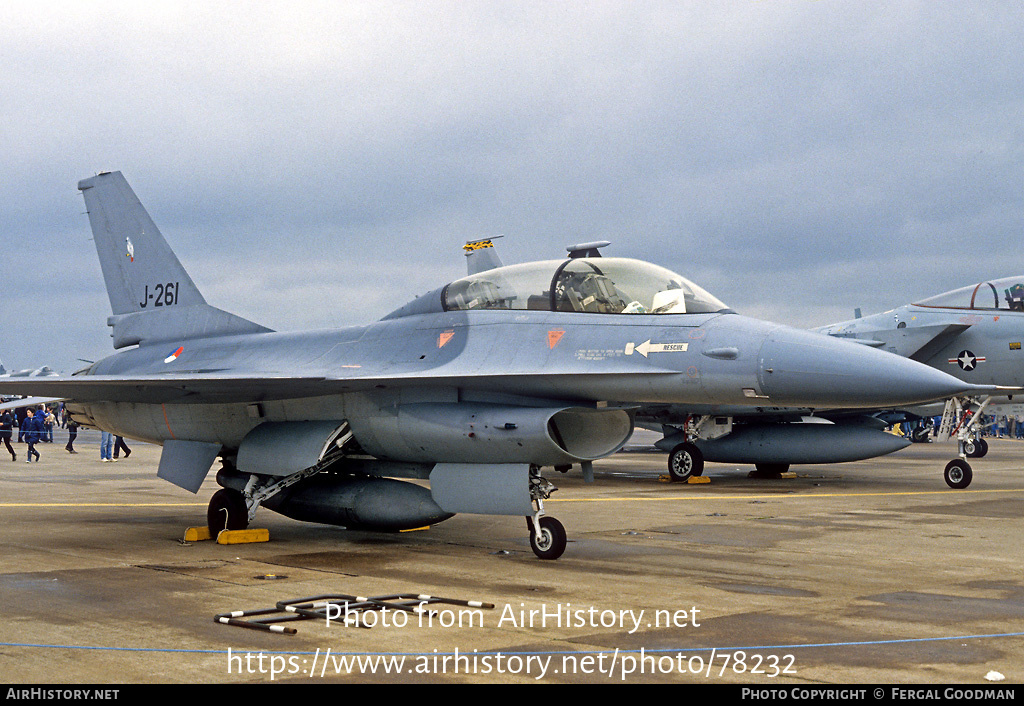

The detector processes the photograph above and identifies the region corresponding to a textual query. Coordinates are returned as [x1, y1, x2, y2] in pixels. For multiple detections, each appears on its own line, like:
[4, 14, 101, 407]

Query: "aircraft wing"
[0, 370, 682, 406]
[0, 396, 64, 412]
[0, 375, 334, 404]
[905, 323, 972, 362]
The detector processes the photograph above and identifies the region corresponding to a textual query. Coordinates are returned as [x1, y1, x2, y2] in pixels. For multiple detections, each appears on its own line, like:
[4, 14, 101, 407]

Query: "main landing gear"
[208, 465, 572, 561]
[207, 488, 250, 533]
[667, 442, 704, 482]
[207, 459, 332, 536]
[963, 437, 989, 459]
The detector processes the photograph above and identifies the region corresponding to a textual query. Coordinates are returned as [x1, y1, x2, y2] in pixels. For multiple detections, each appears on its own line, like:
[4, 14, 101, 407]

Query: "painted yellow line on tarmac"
[549, 488, 1024, 503]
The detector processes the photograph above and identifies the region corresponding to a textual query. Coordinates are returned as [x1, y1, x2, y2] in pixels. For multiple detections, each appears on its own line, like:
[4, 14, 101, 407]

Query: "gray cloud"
[0, 1, 1021, 373]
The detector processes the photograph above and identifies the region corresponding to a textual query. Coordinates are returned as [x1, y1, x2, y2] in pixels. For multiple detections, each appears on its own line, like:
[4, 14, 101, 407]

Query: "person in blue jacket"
[23, 409, 41, 462]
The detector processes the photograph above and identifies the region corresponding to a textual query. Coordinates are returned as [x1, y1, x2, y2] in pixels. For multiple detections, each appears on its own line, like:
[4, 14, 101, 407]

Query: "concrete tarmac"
[0, 429, 1021, 684]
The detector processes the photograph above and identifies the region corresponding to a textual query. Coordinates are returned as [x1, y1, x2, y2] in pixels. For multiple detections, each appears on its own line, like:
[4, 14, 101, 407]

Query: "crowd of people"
[0, 402, 131, 462]
[896, 412, 1024, 441]
[978, 414, 1024, 439]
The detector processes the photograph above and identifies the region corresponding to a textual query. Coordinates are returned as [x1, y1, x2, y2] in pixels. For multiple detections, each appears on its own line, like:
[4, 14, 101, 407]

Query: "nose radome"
[757, 326, 971, 408]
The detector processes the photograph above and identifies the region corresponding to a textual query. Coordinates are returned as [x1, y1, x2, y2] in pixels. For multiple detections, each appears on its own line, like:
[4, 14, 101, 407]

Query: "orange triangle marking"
[438, 330, 455, 348]
[548, 330, 565, 349]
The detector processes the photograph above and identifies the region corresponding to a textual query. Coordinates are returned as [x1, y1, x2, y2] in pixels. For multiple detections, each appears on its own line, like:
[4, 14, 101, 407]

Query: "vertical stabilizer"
[78, 171, 206, 316]
[77, 172, 271, 349]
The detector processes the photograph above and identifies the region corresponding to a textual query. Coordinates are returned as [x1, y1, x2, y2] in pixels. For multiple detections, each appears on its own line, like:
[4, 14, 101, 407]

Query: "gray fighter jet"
[0, 361, 58, 378]
[0, 172, 985, 559]
[817, 277, 1024, 488]
[0, 359, 61, 410]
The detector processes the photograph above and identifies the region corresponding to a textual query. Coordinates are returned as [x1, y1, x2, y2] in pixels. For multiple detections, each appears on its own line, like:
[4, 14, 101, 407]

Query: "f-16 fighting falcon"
[0, 172, 989, 559]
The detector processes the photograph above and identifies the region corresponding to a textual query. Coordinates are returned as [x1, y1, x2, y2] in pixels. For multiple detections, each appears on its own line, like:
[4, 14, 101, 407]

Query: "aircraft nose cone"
[758, 327, 971, 408]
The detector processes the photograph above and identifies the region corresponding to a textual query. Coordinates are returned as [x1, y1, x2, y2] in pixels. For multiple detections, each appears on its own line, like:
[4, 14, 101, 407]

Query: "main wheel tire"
[207, 488, 249, 534]
[976, 438, 989, 458]
[943, 459, 973, 489]
[529, 516, 567, 560]
[911, 427, 930, 443]
[964, 439, 981, 458]
[668, 442, 704, 482]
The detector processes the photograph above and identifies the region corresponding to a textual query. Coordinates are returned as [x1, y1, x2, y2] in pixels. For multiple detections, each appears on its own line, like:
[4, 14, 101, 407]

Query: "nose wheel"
[944, 459, 973, 489]
[527, 515, 567, 560]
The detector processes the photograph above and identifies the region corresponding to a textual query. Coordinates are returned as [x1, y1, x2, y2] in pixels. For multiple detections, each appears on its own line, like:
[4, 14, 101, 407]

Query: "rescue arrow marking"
[625, 340, 688, 358]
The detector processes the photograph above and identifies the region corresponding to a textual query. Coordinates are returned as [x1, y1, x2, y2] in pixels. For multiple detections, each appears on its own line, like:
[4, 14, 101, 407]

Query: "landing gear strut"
[207, 435, 353, 537]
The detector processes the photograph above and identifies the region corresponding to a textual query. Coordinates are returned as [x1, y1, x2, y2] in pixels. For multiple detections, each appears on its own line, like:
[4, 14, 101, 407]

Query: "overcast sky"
[1, 1, 1022, 373]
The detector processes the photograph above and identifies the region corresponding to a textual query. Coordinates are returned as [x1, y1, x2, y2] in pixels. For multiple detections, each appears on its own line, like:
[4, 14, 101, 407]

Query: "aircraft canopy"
[442, 257, 729, 315]
[915, 276, 1024, 311]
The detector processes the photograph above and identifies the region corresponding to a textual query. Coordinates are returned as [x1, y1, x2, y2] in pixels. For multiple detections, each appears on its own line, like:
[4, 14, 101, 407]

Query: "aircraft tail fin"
[78, 172, 271, 349]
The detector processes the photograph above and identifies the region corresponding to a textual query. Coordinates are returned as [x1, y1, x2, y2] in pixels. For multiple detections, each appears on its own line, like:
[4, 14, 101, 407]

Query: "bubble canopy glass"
[442, 257, 729, 315]
[914, 276, 1024, 311]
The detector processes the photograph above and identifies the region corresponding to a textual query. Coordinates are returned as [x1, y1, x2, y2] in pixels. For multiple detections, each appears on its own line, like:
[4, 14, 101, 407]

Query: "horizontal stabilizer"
[0, 396, 64, 412]
[157, 439, 222, 493]
[108, 305, 271, 349]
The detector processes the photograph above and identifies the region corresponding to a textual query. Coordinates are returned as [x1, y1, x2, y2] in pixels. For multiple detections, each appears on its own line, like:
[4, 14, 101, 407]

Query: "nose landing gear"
[526, 471, 566, 559]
